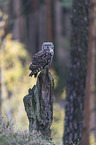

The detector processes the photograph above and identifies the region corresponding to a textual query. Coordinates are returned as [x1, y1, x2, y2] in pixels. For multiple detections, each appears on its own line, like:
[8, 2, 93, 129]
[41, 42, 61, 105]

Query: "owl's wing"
[29, 50, 52, 75]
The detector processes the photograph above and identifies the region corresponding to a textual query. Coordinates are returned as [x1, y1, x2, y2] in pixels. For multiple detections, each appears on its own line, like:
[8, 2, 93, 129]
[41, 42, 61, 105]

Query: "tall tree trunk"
[38, 4, 46, 50]
[46, 0, 53, 41]
[0, 40, 12, 118]
[12, 0, 22, 40]
[63, 0, 89, 144]
[53, 0, 62, 60]
[0, 54, 2, 118]
[83, 0, 96, 144]
[0, 39, 4, 118]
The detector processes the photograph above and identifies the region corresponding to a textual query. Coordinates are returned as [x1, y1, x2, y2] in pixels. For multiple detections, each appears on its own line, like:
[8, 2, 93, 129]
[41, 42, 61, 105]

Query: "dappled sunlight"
[0, 34, 37, 130]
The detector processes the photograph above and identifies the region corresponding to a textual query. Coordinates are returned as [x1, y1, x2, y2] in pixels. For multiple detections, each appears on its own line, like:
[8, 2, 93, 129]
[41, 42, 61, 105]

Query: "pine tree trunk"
[63, 0, 89, 144]
[83, 0, 96, 144]
[53, 0, 62, 60]
[46, 0, 53, 41]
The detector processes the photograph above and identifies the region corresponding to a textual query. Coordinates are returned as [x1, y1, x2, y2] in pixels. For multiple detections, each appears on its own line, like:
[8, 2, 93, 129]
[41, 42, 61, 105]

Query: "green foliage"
[0, 10, 8, 38]
[0, 11, 36, 128]
[0, 9, 36, 127]
[0, 34, 37, 129]
[0, 116, 55, 145]
[1, 34, 29, 91]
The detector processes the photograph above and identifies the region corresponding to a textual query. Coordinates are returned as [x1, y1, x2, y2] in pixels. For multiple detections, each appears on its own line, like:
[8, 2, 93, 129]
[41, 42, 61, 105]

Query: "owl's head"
[42, 42, 54, 51]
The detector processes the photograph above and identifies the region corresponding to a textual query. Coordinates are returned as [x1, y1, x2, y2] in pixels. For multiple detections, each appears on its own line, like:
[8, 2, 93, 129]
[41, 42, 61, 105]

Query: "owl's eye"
[44, 45, 47, 49]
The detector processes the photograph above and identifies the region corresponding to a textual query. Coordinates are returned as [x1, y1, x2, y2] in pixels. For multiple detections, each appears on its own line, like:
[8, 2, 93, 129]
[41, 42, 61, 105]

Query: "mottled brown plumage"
[29, 42, 54, 77]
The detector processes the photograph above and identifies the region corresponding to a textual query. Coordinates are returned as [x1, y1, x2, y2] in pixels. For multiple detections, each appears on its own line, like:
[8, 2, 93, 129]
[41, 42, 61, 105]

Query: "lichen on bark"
[23, 69, 54, 139]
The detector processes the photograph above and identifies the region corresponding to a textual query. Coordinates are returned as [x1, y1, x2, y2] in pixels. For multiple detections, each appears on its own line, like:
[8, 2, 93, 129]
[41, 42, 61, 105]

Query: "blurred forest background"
[0, 0, 96, 145]
[0, 0, 72, 144]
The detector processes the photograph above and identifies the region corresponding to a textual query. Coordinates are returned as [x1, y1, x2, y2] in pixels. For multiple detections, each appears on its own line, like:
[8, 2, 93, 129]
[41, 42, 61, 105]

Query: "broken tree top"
[29, 42, 54, 77]
[23, 70, 54, 138]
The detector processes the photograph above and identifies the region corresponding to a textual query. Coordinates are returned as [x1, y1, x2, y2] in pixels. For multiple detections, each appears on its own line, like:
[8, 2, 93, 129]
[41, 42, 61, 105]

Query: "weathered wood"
[23, 69, 54, 139]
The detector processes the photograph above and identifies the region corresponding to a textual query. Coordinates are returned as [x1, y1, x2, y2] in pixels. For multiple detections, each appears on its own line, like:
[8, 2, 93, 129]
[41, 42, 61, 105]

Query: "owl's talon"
[29, 72, 33, 77]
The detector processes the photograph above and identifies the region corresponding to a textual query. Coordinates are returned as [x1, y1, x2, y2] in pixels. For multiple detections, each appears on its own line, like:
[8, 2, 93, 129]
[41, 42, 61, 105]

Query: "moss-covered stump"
[23, 69, 54, 139]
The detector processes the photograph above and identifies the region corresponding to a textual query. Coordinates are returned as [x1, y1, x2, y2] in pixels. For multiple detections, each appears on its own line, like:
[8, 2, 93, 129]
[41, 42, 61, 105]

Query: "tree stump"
[23, 68, 54, 139]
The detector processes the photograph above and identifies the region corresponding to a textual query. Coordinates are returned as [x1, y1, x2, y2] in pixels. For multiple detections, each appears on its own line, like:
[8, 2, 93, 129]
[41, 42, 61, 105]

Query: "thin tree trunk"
[12, 0, 22, 40]
[0, 39, 4, 118]
[63, 0, 89, 144]
[38, 4, 46, 50]
[0, 40, 12, 118]
[46, 0, 53, 41]
[0, 58, 2, 118]
[53, 0, 62, 60]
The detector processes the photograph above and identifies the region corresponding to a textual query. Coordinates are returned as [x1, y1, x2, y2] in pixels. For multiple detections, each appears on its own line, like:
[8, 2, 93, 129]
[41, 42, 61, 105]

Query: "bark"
[83, 0, 96, 144]
[23, 69, 54, 139]
[0, 40, 4, 118]
[12, 0, 22, 40]
[0, 40, 12, 118]
[63, 0, 89, 144]
[46, 0, 53, 41]
[0, 62, 1, 118]
[38, 4, 46, 50]
[53, 0, 62, 60]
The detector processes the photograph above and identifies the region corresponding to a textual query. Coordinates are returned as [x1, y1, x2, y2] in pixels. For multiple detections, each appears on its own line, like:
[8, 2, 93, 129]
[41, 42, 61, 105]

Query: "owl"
[29, 42, 54, 77]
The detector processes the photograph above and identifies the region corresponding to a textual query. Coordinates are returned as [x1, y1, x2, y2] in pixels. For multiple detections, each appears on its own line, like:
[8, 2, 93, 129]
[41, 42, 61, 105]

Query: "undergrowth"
[0, 116, 55, 145]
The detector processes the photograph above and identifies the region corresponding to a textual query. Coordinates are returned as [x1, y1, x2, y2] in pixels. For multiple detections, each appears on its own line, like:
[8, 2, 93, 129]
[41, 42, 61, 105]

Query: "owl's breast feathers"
[29, 49, 53, 77]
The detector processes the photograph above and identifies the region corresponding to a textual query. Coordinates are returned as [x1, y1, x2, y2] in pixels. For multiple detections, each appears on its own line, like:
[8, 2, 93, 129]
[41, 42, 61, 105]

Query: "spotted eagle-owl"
[29, 42, 54, 77]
